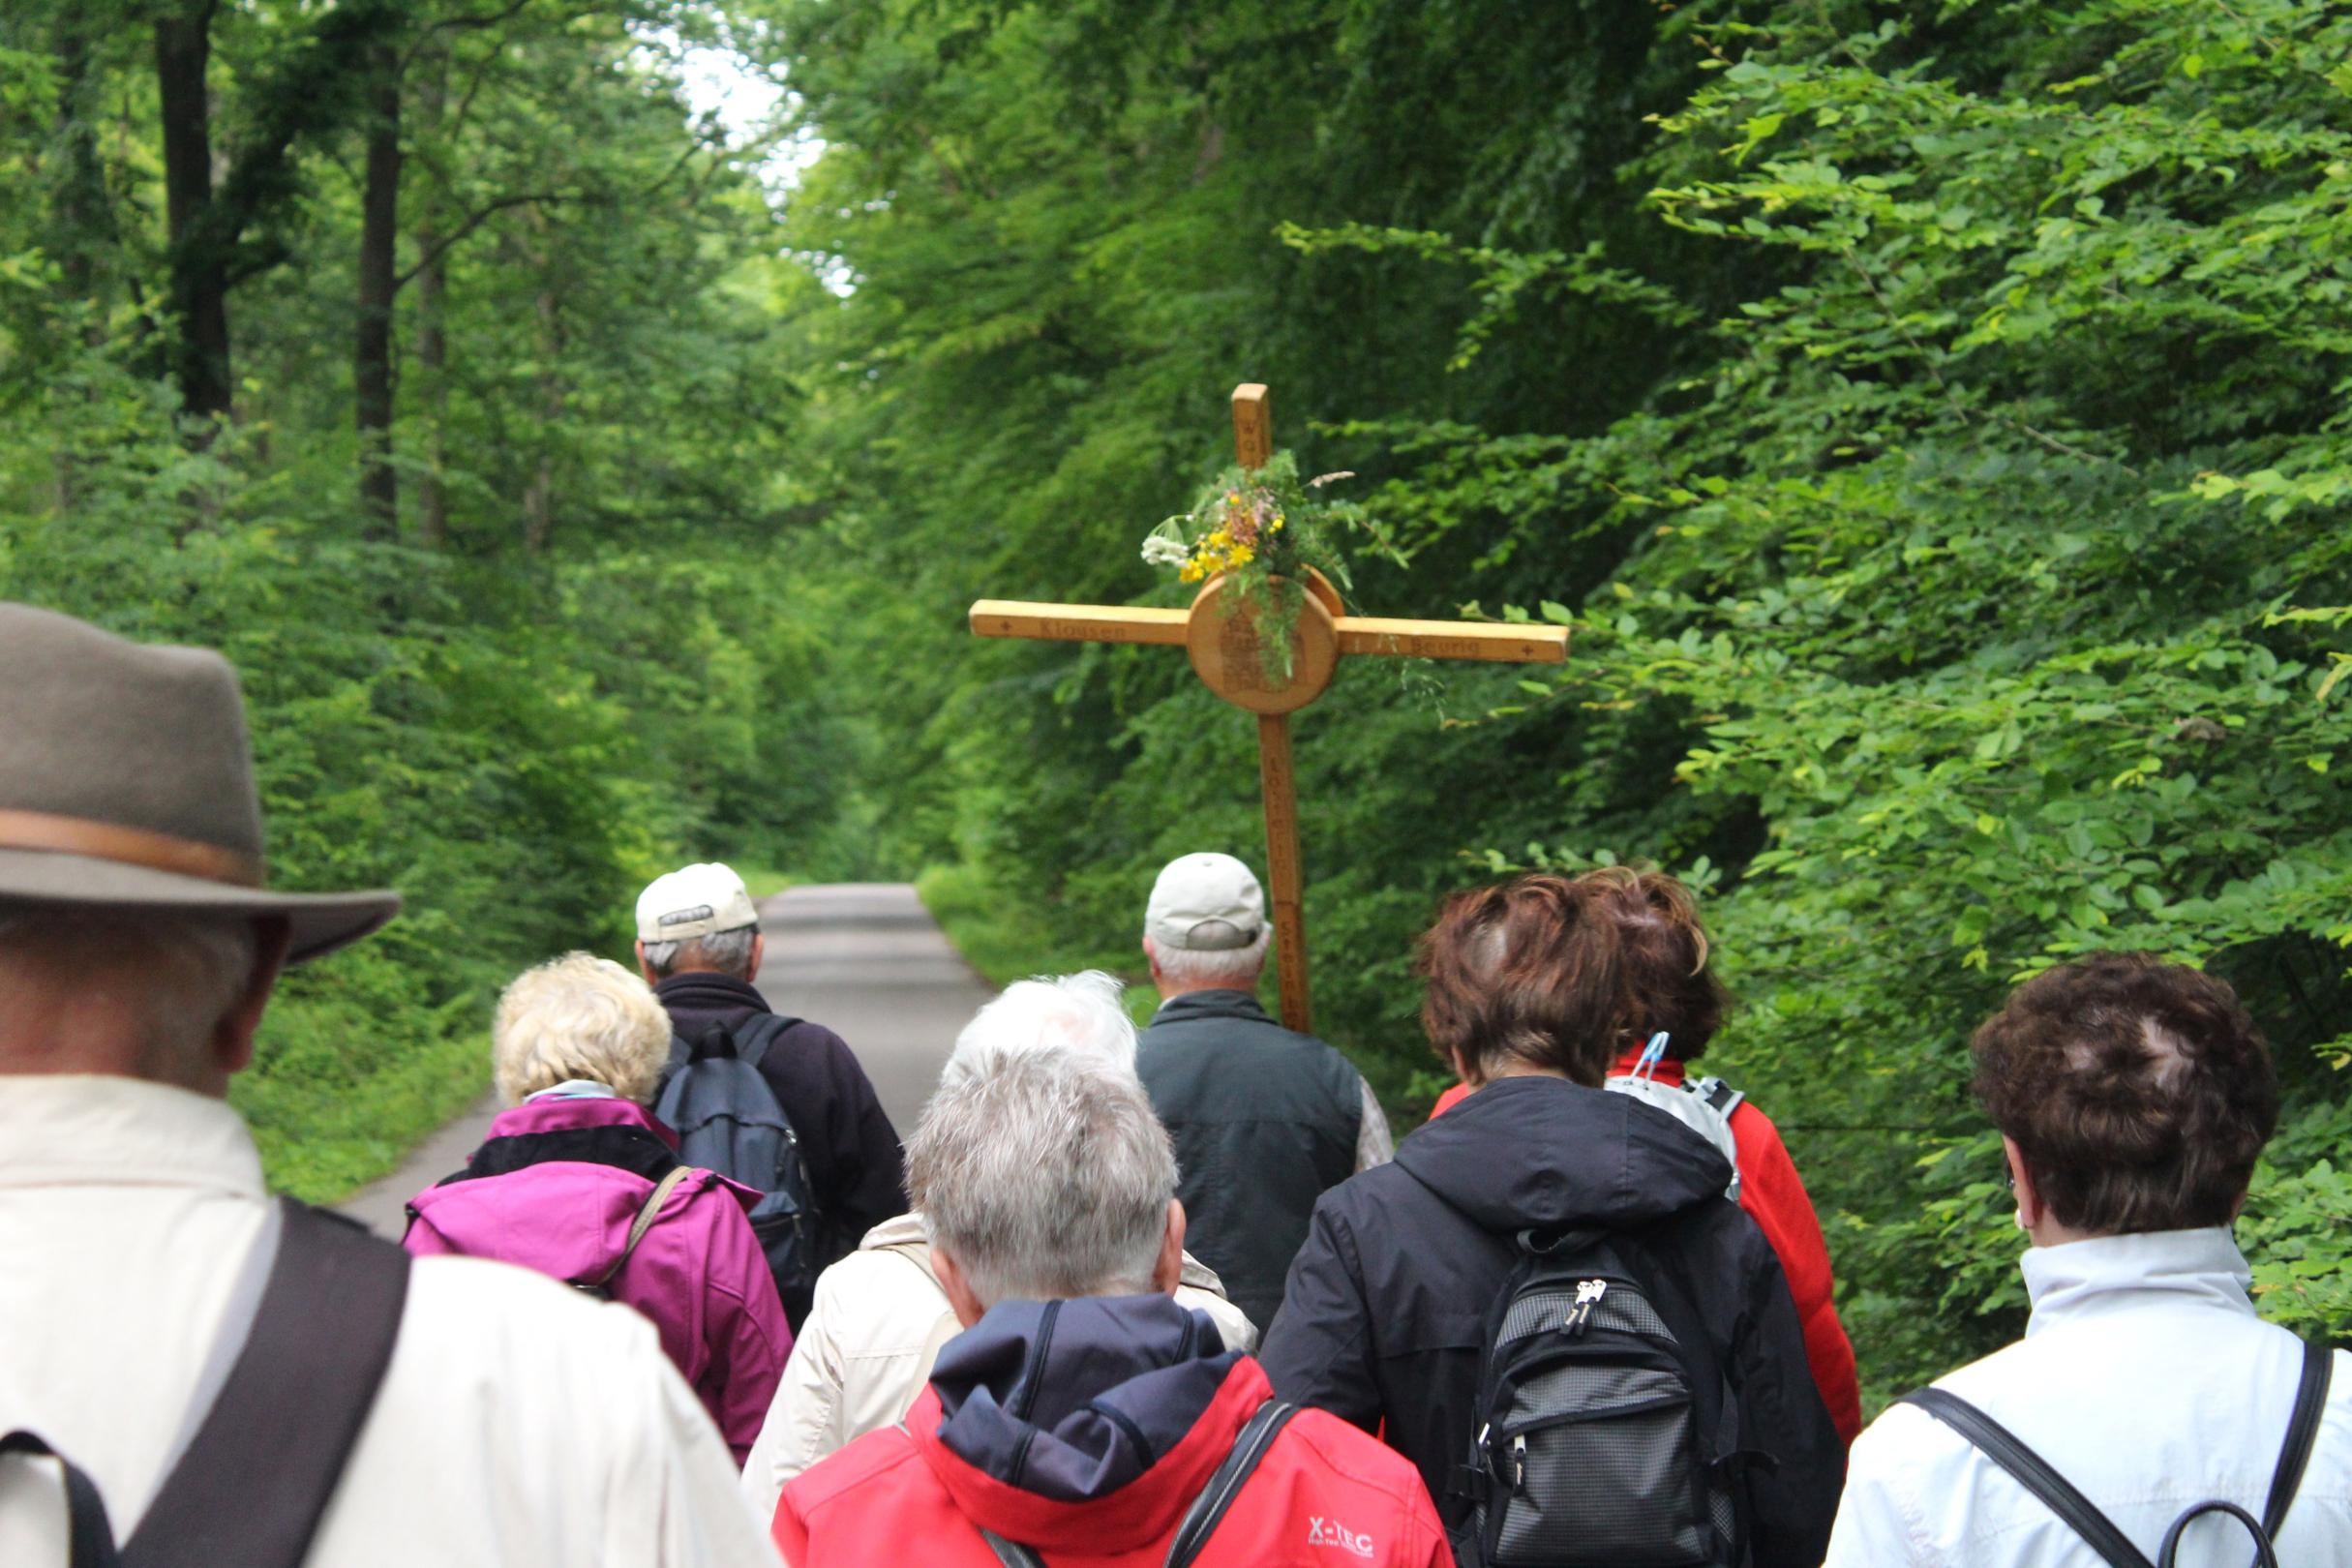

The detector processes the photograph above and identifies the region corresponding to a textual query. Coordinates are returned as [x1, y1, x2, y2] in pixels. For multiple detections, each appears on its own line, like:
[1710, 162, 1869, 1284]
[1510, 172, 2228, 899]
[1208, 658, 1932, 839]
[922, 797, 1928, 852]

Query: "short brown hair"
[1418, 868, 1727, 1086]
[1972, 952, 2277, 1234]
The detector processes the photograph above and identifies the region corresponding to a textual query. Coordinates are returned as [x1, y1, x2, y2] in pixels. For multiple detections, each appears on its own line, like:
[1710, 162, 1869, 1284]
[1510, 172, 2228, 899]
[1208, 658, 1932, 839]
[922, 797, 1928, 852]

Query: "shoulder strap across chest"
[0, 1199, 410, 1568]
[1898, 1336, 2333, 1568]
[974, 1398, 1301, 1568]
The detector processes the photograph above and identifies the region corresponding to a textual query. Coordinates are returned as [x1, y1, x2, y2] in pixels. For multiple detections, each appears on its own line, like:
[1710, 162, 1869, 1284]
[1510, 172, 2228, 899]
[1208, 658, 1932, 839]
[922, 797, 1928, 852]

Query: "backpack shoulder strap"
[121, 1199, 410, 1568]
[1164, 1400, 1302, 1568]
[1898, 1388, 2154, 1568]
[0, 1431, 122, 1568]
[976, 1529, 1046, 1568]
[1689, 1074, 1744, 1119]
[2261, 1337, 2336, 1539]
[732, 1010, 803, 1071]
[577, 1165, 697, 1292]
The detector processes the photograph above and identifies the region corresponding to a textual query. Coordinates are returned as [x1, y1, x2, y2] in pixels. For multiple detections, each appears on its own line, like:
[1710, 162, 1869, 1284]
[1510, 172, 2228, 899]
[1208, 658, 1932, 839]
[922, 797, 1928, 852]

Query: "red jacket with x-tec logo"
[771, 1297, 1447, 1568]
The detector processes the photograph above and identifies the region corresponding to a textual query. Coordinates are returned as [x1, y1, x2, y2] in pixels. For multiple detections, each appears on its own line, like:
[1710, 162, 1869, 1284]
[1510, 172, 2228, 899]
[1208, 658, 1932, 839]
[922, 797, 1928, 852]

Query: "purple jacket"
[402, 1095, 792, 1462]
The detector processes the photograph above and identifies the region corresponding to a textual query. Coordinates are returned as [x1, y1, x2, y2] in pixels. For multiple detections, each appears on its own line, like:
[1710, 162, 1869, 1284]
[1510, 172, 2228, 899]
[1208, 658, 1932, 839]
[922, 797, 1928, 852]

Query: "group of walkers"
[2, 598, 2348, 1568]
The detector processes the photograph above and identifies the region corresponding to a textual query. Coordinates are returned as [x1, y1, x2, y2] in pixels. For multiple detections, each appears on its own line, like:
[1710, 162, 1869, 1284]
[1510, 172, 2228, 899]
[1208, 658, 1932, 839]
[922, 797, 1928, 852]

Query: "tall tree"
[148, 0, 405, 427]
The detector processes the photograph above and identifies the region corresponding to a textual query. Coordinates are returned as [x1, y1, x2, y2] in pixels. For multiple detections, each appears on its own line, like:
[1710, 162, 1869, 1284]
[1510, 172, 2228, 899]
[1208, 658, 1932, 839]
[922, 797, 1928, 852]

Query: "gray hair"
[0, 907, 260, 1073]
[938, 970, 1135, 1093]
[1149, 925, 1270, 989]
[493, 951, 675, 1105]
[639, 924, 758, 980]
[910, 1042, 1177, 1308]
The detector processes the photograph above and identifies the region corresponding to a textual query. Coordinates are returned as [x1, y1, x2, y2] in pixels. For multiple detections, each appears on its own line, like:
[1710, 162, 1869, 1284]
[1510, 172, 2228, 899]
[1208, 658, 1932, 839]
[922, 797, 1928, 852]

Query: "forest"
[2, 0, 2348, 1410]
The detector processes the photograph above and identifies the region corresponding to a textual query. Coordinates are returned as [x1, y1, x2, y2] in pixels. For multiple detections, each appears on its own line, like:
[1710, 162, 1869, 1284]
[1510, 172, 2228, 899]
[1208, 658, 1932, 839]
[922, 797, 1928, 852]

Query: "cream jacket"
[739, 1212, 1259, 1522]
[1826, 1228, 2352, 1567]
[0, 1075, 777, 1568]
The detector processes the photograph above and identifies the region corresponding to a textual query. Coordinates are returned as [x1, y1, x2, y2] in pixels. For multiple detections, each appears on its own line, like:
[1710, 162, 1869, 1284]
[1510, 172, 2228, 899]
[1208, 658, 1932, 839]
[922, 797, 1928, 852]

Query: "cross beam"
[970, 384, 1567, 1031]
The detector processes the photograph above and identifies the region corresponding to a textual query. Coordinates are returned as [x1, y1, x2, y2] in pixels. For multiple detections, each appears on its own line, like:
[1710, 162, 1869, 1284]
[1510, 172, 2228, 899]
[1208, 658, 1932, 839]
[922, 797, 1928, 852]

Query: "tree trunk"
[520, 204, 563, 554]
[414, 53, 449, 549]
[354, 43, 404, 535]
[49, 13, 109, 513]
[521, 280, 560, 553]
[153, 0, 232, 425]
[415, 226, 450, 548]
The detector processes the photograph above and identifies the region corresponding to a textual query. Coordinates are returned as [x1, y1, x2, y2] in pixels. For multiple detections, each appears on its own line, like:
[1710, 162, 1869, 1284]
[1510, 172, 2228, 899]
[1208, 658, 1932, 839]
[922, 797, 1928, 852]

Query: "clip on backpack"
[1606, 1033, 1743, 1203]
[1448, 1224, 1742, 1568]
[1897, 1337, 2333, 1568]
[975, 1400, 1301, 1568]
[570, 1164, 695, 1299]
[652, 1014, 821, 1314]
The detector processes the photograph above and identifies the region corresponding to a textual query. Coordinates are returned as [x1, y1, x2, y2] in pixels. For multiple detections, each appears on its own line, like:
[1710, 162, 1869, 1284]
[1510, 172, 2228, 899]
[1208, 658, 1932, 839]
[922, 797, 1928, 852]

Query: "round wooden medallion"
[1185, 572, 1340, 714]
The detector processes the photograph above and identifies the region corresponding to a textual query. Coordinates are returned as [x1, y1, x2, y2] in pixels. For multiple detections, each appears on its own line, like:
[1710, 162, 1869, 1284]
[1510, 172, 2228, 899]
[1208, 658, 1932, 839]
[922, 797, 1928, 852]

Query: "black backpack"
[1448, 1226, 1740, 1568]
[1897, 1337, 2334, 1568]
[652, 1013, 821, 1317]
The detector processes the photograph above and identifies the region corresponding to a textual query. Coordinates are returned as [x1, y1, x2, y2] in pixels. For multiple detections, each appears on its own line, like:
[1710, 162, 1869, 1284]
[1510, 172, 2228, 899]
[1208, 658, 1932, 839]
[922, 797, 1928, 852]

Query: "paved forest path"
[339, 882, 988, 1236]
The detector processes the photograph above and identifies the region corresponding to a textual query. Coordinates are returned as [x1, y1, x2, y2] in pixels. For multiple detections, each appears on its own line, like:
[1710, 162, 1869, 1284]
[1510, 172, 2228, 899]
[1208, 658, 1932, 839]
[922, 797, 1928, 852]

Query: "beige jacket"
[0, 1075, 776, 1568]
[739, 1212, 1258, 1522]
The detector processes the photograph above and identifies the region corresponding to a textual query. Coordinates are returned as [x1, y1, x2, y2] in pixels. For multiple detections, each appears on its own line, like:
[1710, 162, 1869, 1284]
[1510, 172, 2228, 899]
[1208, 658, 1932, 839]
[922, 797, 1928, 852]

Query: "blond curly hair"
[492, 951, 674, 1106]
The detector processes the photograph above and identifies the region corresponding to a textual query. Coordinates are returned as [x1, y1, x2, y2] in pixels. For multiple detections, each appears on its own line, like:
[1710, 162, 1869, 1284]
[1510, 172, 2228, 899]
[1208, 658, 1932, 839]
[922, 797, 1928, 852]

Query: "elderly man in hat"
[1133, 852, 1392, 1337]
[0, 604, 772, 1567]
[635, 861, 906, 1302]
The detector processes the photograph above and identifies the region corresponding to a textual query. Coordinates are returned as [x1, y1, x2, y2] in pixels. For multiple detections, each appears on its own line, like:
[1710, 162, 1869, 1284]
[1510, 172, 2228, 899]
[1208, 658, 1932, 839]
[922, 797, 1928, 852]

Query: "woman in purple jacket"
[403, 952, 792, 1463]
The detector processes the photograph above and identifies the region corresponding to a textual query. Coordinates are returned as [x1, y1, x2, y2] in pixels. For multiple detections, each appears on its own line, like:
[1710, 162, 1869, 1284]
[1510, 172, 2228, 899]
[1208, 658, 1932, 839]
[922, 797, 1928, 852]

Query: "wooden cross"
[971, 384, 1568, 1032]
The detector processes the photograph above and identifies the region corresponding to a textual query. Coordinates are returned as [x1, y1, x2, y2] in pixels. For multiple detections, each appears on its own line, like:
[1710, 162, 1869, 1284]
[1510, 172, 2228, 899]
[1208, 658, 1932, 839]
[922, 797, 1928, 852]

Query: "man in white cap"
[1134, 852, 1392, 1336]
[636, 861, 904, 1317]
[0, 603, 770, 1567]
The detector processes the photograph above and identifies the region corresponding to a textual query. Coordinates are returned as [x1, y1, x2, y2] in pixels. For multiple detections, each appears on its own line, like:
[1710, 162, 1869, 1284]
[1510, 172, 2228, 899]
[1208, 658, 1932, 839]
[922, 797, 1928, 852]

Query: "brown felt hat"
[0, 602, 400, 961]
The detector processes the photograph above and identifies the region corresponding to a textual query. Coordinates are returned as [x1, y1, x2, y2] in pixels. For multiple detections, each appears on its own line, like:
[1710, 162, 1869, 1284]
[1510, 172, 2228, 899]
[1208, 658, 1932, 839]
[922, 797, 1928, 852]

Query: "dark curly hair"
[1972, 952, 2277, 1235]
[1418, 868, 1727, 1086]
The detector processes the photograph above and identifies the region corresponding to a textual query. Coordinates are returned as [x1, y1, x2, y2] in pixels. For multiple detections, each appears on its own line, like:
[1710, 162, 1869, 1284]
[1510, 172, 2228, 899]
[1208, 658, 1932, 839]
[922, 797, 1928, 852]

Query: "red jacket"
[1430, 1056, 1862, 1444]
[774, 1298, 1448, 1568]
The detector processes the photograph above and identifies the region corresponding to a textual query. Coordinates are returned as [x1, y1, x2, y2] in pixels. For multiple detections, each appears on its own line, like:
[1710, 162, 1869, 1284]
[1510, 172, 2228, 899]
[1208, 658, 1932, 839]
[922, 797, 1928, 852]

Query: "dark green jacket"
[1135, 988, 1363, 1337]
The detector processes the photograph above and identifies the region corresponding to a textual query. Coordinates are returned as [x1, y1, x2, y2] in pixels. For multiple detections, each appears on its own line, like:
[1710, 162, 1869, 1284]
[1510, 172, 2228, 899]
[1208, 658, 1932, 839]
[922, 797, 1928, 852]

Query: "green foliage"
[0, 2, 847, 1199]
[773, 0, 2352, 1406]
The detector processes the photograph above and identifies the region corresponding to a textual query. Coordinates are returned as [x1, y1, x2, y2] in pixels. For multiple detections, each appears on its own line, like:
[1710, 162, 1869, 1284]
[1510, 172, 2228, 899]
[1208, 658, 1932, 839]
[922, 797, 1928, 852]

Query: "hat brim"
[0, 848, 400, 963]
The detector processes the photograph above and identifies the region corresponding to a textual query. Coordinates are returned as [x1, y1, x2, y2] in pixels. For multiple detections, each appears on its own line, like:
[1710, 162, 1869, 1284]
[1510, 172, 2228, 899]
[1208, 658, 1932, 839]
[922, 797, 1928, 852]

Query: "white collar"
[2020, 1226, 2254, 1337]
[0, 1072, 264, 1196]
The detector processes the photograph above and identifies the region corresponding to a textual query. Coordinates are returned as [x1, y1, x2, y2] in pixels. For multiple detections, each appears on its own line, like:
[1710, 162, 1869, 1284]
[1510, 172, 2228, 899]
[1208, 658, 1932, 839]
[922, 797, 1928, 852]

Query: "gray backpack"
[652, 1014, 820, 1317]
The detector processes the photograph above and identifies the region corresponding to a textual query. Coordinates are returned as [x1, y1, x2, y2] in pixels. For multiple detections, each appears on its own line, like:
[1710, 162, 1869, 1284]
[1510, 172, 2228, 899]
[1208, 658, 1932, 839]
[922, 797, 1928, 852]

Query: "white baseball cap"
[1146, 852, 1266, 952]
[636, 861, 759, 943]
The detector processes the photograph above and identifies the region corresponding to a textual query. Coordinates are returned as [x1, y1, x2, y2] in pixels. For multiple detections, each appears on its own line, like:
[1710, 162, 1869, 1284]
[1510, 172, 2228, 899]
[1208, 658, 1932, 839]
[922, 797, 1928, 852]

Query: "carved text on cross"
[970, 383, 1568, 1031]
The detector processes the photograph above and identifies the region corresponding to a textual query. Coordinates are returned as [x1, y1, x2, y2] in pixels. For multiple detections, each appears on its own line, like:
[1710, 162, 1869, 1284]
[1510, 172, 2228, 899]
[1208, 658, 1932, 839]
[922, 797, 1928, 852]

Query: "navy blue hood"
[1396, 1073, 1733, 1233]
[930, 1294, 1241, 1503]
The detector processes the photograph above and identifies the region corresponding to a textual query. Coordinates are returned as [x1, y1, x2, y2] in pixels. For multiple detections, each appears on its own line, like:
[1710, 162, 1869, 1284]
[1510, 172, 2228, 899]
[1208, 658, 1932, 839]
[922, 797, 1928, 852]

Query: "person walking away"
[1425, 872, 1862, 1444]
[402, 953, 792, 1464]
[1259, 870, 1843, 1567]
[0, 602, 771, 1568]
[739, 973, 1257, 1518]
[637, 861, 905, 1327]
[1134, 852, 1391, 1335]
[1826, 952, 2352, 1566]
[770, 1035, 1448, 1568]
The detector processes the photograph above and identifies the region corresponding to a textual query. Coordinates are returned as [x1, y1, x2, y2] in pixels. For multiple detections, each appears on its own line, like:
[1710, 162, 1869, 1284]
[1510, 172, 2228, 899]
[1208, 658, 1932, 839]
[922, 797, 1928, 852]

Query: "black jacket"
[654, 971, 908, 1270]
[1135, 988, 1363, 1336]
[1257, 1073, 1843, 1567]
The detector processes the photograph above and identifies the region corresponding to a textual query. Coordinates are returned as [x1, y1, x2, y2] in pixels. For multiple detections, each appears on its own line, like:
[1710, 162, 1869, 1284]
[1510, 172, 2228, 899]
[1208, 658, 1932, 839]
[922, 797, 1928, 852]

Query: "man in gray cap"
[1133, 852, 1392, 1336]
[0, 604, 770, 1566]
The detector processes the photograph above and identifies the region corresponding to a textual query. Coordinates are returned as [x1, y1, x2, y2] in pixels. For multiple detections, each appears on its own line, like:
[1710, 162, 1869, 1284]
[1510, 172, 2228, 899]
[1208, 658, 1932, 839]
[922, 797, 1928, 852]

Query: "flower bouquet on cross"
[1140, 450, 1373, 679]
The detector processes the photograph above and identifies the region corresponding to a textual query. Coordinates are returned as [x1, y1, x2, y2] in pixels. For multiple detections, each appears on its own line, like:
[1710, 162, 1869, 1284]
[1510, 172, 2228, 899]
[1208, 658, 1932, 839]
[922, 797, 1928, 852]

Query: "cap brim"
[0, 849, 400, 963]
